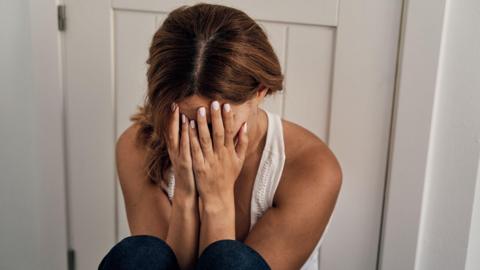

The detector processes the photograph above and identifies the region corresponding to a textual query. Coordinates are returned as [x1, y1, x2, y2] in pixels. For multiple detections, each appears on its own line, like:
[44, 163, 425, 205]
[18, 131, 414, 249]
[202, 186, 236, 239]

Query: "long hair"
[130, 3, 284, 185]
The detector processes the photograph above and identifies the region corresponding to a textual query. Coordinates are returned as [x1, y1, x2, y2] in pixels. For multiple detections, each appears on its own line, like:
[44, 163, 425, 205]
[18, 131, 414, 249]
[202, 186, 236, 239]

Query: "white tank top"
[161, 108, 331, 270]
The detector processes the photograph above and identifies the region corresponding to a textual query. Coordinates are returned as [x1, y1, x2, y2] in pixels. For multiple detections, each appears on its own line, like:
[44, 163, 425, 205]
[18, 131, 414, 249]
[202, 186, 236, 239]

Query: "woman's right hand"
[165, 102, 196, 198]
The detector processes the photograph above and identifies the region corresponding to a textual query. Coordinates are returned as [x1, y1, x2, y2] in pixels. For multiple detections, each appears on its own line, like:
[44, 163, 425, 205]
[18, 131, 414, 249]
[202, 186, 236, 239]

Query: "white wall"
[0, 0, 68, 269]
[0, 1, 42, 269]
[379, 0, 480, 269]
[466, 159, 480, 270]
[415, 0, 480, 269]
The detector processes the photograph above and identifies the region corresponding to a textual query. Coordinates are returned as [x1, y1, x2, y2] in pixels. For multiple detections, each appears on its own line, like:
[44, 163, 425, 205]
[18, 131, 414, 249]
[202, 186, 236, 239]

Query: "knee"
[98, 235, 179, 270]
[196, 239, 271, 270]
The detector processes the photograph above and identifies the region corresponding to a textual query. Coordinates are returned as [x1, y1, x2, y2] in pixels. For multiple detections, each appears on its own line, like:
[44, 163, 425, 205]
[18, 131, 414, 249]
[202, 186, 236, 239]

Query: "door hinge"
[67, 248, 75, 270]
[57, 5, 66, 31]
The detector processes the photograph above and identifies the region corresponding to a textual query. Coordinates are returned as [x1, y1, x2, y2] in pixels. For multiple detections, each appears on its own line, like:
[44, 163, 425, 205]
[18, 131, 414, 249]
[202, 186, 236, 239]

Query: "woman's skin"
[159, 87, 268, 269]
[162, 101, 199, 270]
[183, 98, 250, 255]
[116, 85, 342, 269]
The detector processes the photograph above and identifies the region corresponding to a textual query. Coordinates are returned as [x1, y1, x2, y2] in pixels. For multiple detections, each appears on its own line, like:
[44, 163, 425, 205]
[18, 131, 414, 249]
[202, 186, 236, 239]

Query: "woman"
[99, 3, 342, 270]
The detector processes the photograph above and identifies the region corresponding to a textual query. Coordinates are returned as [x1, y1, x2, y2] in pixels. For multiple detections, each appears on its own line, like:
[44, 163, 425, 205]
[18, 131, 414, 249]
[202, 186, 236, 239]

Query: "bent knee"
[98, 235, 179, 270]
[196, 239, 270, 269]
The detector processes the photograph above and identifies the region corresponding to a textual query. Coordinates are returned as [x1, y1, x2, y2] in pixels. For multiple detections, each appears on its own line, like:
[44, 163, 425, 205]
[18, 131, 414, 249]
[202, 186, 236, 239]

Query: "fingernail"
[190, 120, 195, 128]
[182, 114, 186, 123]
[199, 107, 206, 117]
[244, 122, 248, 133]
[212, 100, 220, 111]
[223, 103, 231, 112]
[171, 102, 176, 112]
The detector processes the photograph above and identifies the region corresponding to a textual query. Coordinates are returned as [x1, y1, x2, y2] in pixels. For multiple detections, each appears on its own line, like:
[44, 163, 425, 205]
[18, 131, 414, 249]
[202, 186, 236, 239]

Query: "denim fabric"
[98, 235, 180, 270]
[98, 235, 271, 270]
[195, 239, 271, 270]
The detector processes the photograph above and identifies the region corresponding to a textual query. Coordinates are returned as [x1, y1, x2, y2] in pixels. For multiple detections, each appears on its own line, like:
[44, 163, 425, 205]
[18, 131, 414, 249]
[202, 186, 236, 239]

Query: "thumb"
[235, 122, 249, 160]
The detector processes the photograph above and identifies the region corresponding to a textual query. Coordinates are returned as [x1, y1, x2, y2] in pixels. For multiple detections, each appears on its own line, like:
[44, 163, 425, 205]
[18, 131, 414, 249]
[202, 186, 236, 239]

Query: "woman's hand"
[165, 102, 196, 199]
[163, 102, 199, 270]
[188, 100, 249, 206]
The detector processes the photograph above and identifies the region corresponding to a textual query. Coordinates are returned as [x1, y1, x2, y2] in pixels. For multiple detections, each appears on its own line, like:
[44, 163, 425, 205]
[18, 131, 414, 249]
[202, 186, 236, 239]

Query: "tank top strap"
[250, 109, 286, 230]
[162, 166, 175, 201]
[262, 110, 286, 208]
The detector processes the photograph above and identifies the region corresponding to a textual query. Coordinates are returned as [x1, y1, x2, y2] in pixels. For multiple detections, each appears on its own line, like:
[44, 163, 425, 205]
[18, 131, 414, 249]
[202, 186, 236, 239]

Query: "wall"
[0, 1, 42, 269]
[379, 0, 479, 268]
[415, 0, 480, 269]
[0, 0, 68, 269]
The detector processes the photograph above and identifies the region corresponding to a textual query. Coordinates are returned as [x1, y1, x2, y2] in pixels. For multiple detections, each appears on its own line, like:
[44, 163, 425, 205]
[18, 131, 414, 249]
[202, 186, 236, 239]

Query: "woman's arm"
[164, 103, 201, 269]
[165, 191, 199, 270]
[198, 190, 236, 256]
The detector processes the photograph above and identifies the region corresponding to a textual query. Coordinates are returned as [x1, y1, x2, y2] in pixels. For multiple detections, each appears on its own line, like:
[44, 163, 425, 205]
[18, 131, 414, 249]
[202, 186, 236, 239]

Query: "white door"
[63, 0, 402, 269]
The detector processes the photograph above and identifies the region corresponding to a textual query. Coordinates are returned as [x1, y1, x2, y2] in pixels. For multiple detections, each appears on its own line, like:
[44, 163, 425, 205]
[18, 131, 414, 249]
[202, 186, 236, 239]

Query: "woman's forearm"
[166, 192, 199, 270]
[198, 191, 236, 256]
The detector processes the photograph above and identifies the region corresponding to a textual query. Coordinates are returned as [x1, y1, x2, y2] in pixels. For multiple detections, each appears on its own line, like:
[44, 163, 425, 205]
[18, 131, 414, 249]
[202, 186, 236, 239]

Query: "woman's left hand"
[188, 100, 249, 207]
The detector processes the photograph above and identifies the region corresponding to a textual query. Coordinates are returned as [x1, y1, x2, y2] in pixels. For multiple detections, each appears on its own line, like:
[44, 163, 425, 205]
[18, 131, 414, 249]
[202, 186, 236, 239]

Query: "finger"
[210, 100, 225, 152]
[166, 102, 179, 156]
[180, 113, 192, 164]
[222, 103, 235, 149]
[196, 106, 214, 159]
[235, 122, 249, 160]
[188, 119, 205, 170]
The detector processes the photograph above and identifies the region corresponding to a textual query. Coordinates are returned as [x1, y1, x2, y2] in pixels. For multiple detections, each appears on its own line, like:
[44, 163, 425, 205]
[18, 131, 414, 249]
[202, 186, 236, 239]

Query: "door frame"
[378, 0, 449, 269]
[28, 0, 69, 269]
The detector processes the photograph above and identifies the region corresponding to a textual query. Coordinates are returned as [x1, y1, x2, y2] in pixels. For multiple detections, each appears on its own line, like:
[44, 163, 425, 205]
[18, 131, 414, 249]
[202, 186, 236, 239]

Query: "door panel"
[64, 1, 402, 269]
[113, 0, 339, 26]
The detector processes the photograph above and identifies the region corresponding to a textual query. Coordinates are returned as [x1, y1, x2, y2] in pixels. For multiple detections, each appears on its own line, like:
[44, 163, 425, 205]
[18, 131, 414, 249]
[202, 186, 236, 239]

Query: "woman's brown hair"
[130, 2, 284, 185]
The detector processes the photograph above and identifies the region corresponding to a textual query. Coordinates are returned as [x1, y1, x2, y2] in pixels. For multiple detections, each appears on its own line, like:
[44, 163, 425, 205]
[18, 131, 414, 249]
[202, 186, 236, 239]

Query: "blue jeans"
[98, 235, 271, 270]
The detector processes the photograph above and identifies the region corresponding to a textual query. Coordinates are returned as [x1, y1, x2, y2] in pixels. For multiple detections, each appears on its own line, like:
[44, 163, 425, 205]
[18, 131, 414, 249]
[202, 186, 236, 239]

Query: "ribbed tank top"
[161, 108, 331, 270]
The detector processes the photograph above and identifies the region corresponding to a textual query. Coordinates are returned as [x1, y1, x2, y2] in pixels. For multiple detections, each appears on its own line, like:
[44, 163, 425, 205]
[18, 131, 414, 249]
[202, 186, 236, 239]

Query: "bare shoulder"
[281, 118, 341, 168]
[273, 119, 343, 205]
[116, 123, 144, 156]
[115, 123, 151, 199]
[116, 123, 148, 181]
[116, 122, 168, 191]
[243, 119, 342, 270]
[116, 123, 172, 238]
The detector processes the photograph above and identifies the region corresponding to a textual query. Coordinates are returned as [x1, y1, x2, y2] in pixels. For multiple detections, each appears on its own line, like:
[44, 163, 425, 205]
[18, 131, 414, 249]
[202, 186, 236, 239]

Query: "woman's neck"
[244, 108, 268, 159]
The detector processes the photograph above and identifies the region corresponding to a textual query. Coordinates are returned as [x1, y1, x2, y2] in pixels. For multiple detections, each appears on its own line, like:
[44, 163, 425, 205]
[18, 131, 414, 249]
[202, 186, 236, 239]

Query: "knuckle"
[225, 127, 234, 136]
[200, 136, 210, 145]
[196, 166, 206, 176]
[189, 144, 197, 153]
